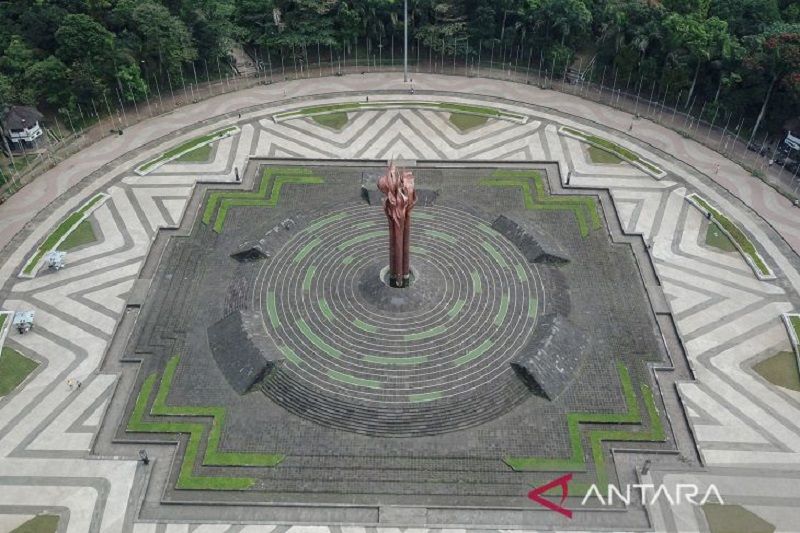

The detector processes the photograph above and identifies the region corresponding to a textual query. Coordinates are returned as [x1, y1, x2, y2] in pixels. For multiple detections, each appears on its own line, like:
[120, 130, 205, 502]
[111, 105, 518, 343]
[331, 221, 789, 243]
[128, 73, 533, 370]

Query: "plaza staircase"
[261, 365, 531, 438]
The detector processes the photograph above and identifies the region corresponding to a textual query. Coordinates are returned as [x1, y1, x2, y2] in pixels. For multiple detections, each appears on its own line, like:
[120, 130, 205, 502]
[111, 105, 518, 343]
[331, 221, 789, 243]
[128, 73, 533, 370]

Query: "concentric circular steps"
[261, 365, 532, 437]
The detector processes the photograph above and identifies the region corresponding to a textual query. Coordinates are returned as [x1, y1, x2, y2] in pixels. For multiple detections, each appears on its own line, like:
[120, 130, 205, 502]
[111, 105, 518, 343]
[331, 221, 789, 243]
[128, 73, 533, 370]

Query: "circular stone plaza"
[0, 74, 799, 533]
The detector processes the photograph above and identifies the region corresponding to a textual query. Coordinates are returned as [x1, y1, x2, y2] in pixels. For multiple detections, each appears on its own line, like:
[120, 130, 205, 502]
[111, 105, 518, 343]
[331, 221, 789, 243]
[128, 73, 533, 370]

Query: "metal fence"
[3, 43, 798, 203]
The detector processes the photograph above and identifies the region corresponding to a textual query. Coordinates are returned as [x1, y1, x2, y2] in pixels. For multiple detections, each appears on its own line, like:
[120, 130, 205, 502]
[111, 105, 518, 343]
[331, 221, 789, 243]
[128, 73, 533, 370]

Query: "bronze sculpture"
[377, 162, 417, 288]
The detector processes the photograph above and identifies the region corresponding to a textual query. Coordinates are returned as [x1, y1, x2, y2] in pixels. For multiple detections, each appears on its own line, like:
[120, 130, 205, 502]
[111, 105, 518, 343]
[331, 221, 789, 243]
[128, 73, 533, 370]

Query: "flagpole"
[404, 0, 408, 82]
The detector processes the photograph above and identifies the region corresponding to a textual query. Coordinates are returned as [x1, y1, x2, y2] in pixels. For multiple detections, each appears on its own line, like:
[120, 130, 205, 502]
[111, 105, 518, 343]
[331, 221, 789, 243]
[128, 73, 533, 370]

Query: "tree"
[709, 0, 781, 38]
[415, 1, 467, 55]
[24, 56, 71, 108]
[117, 63, 148, 103]
[519, 0, 591, 48]
[0, 36, 36, 104]
[55, 14, 116, 67]
[0, 36, 35, 80]
[664, 13, 736, 106]
[470, 5, 496, 43]
[111, 0, 198, 82]
[172, 0, 241, 59]
[744, 23, 800, 143]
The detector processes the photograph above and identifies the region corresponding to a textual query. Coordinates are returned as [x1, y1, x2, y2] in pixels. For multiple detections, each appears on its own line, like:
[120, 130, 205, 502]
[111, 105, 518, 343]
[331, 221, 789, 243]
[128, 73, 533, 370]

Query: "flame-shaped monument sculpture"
[377, 162, 417, 288]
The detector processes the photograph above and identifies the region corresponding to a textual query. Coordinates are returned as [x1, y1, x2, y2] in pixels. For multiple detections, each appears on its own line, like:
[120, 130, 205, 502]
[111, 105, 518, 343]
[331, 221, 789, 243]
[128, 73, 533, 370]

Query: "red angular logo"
[527, 473, 573, 518]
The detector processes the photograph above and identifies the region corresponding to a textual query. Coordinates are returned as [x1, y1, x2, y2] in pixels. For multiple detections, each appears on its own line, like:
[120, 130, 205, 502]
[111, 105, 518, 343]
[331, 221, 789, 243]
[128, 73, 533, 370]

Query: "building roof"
[1, 105, 43, 130]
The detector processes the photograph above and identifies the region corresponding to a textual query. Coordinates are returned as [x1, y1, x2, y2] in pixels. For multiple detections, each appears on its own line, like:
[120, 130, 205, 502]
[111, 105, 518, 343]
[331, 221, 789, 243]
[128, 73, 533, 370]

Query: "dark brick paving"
[119, 162, 669, 506]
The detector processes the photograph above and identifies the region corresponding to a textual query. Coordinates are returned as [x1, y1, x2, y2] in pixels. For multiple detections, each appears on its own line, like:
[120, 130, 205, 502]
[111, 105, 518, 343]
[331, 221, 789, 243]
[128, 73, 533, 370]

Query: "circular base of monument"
[378, 265, 418, 289]
[256, 205, 543, 436]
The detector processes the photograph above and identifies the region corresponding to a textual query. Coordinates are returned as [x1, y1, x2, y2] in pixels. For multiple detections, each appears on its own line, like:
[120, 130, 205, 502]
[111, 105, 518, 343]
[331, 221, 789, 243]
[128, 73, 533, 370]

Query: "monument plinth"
[377, 162, 417, 288]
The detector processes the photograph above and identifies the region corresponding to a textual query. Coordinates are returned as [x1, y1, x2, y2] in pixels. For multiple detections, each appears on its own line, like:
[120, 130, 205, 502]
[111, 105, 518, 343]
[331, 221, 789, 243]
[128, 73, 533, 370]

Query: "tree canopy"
[0, 0, 796, 136]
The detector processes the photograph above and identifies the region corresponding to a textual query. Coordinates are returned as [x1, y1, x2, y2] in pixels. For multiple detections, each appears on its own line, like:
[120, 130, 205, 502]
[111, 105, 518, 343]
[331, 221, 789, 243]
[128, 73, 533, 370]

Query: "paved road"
[1, 73, 797, 256]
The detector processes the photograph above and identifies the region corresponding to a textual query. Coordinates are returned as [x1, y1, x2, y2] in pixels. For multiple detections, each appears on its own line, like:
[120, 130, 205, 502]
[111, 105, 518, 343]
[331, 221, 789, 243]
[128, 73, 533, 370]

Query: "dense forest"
[0, 0, 798, 137]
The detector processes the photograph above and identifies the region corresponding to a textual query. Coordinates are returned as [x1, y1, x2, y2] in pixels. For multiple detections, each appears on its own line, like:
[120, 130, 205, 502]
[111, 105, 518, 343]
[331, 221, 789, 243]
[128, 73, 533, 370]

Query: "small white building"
[1, 105, 44, 150]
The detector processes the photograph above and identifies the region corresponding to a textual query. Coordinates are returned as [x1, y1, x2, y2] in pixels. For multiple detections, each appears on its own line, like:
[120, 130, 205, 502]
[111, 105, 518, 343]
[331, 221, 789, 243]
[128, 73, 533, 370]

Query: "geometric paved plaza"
[0, 74, 799, 532]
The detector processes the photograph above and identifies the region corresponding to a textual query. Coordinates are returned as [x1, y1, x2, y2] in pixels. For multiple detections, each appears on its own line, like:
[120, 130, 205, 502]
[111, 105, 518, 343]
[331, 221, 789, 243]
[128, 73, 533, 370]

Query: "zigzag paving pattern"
[0, 77, 798, 531]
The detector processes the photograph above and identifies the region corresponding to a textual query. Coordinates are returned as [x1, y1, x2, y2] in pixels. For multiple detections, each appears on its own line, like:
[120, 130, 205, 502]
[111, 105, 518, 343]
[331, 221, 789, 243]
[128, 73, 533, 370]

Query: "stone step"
[247, 477, 530, 498]
[249, 464, 528, 487]
[262, 367, 529, 437]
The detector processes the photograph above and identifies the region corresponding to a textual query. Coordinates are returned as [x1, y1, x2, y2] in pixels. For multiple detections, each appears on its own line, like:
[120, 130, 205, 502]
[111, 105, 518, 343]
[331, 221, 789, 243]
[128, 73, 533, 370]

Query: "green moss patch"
[10, 515, 59, 533]
[0, 346, 39, 396]
[203, 167, 324, 233]
[127, 356, 284, 490]
[449, 112, 489, 131]
[702, 504, 774, 533]
[57, 219, 97, 251]
[753, 351, 800, 392]
[688, 194, 771, 277]
[312, 112, 349, 130]
[505, 361, 665, 493]
[22, 193, 106, 275]
[176, 143, 213, 163]
[704, 222, 737, 253]
[481, 169, 601, 238]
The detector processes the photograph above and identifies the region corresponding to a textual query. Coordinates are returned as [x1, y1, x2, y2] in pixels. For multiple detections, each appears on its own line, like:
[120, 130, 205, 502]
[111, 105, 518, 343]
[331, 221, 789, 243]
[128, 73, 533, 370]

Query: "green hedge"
[23, 193, 105, 275]
[791, 316, 800, 347]
[690, 195, 770, 276]
[128, 356, 284, 490]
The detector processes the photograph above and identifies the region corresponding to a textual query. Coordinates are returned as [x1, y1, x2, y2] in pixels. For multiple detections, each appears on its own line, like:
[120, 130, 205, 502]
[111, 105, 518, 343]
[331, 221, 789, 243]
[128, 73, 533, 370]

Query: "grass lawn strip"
[587, 145, 623, 164]
[449, 112, 489, 131]
[203, 167, 324, 233]
[781, 314, 800, 365]
[274, 101, 526, 124]
[559, 126, 665, 177]
[10, 515, 59, 533]
[135, 126, 238, 175]
[686, 194, 774, 279]
[481, 170, 601, 238]
[0, 346, 39, 397]
[312, 112, 349, 130]
[752, 351, 800, 392]
[21, 193, 108, 276]
[504, 361, 665, 494]
[57, 219, 97, 251]
[702, 503, 775, 533]
[128, 356, 284, 490]
[704, 222, 737, 253]
[176, 143, 213, 163]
